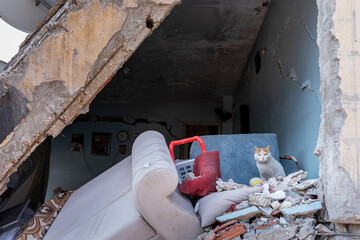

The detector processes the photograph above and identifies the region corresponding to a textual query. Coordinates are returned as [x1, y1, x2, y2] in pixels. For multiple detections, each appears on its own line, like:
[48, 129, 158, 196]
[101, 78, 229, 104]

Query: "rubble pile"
[195, 170, 334, 240]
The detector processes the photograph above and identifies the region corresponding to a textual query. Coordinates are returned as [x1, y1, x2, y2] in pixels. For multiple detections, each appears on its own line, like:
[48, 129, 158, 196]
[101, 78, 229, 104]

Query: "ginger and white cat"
[254, 146, 285, 180]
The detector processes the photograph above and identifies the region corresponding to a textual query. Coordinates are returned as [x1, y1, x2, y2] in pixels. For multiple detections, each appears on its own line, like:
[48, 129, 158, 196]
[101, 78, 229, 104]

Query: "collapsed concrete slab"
[0, 0, 180, 194]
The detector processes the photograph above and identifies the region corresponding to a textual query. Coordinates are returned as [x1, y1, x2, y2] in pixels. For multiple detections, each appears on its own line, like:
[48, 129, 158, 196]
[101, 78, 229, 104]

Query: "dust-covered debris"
[194, 170, 331, 240]
[216, 178, 249, 192]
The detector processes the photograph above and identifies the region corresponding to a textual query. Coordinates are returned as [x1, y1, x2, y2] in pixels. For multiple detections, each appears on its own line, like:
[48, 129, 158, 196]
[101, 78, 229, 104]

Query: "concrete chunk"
[280, 201, 293, 209]
[298, 222, 316, 240]
[249, 194, 272, 207]
[294, 179, 319, 191]
[258, 206, 273, 216]
[216, 206, 261, 223]
[271, 201, 281, 210]
[236, 201, 250, 210]
[280, 201, 322, 217]
[270, 190, 286, 200]
[256, 224, 298, 240]
[315, 223, 333, 233]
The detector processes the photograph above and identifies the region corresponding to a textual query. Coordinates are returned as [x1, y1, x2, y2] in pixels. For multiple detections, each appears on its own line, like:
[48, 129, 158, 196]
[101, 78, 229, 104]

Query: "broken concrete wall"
[233, 0, 321, 179]
[0, 0, 180, 194]
[316, 0, 360, 224]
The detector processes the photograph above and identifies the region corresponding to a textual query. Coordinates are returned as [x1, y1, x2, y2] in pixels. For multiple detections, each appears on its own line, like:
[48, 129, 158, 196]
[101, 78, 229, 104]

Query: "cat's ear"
[266, 145, 270, 150]
[254, 146, 258, 151]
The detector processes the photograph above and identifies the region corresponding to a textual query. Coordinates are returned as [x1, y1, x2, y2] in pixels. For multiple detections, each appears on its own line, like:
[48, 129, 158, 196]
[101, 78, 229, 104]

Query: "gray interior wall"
[46, 102, 220, 200]
[233, 0, 321, 179]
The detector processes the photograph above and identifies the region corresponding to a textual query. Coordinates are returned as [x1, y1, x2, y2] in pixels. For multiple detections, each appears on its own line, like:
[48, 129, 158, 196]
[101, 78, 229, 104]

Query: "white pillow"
[197, 187, 262, 227]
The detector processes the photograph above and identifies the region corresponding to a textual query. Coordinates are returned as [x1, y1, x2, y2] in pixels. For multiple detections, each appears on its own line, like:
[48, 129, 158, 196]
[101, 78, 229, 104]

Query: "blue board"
[189, 134, 279, 185]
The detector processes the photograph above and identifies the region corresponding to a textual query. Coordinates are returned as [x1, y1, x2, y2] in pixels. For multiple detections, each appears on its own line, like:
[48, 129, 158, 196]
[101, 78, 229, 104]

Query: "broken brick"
[254, 220, 279, 230]
[214, 224, 246, 240]
[214, 219, 239, 233]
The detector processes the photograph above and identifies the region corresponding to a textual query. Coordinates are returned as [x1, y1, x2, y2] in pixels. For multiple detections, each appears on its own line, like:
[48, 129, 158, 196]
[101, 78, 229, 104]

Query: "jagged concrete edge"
[0, 0, 181, 194]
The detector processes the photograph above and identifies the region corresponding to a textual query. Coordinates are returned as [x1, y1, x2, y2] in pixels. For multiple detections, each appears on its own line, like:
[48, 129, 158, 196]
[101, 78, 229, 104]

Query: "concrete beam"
[0, 0, 180, 194]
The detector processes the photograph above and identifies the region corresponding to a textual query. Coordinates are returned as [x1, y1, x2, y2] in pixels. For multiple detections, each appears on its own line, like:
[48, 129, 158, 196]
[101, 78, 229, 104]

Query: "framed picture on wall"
[91, 133, 111, 156]
[70, 134, 84, 152]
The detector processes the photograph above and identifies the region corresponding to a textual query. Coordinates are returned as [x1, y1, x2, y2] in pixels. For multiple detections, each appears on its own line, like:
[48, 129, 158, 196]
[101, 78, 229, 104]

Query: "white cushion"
[197, 187, 263, 227]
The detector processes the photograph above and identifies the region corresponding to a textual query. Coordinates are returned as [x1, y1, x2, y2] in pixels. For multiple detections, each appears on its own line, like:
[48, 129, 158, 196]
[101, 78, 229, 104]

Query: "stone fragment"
[204, 230, 215, 240]
[280, 200, 293, 209]
[270, 190, 286, 200]
[297, 190, 306, 196]
[216, 178, 248, 192]
[249, 194, 271, 207]
[279, 217, 287, 225]
[334, 223, 348, 233]
[235, 201, 250, 210]
[328, 223, 335, 230]
[258, 206, 273, 216]
[303, 235, 315, 240]
[305, 187, 317, 196]
[268, 177, 278, 187]
[256, 224, 298, 240]
[285, 196, 297, 206]
[287, 170, 308, 185]
[280, 201, 322, 217]
[242, 228, 256, 238]
[294, 179, 319, 191]
[242, 236, 257, 240]
[271, 201, 281, 210]
[285, 190, 303, 203]
[262, 183, 270, 191]
[262, 190, 271, 197]
[216, 207, 261, 223]
[315, 224, 333, 233]
[298, 222, 316, 240]
[274, 170, 307, 191]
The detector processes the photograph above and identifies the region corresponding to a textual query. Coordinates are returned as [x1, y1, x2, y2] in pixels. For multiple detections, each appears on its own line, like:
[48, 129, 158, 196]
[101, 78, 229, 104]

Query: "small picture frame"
[91, 133, 111, 156]
[70, 134, 84, 152]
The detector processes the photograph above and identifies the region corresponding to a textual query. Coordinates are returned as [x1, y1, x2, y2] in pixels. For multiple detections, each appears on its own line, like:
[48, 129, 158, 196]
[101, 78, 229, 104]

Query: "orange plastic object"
[169, 136, 206, 162]
[214, 223, 246, 240]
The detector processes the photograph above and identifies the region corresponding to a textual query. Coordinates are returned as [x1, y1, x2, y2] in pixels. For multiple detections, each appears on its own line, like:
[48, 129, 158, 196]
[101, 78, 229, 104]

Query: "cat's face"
[254, 146, 271, 163]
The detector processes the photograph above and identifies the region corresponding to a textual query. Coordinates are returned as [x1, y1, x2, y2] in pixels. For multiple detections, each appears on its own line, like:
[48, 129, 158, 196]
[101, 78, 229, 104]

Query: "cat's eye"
[265, 153, 268, 156]
[258, 154, 261, 156]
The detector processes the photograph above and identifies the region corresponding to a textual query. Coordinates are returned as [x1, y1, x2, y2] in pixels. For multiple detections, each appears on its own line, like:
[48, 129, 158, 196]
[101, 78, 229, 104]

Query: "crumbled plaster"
[0, 0, 180, 194]
[241, 16, 321, 103]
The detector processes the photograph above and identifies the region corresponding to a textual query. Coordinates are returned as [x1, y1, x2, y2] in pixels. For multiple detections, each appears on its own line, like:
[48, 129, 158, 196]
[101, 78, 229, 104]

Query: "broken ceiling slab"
[280, 201, 322, 218]
[216, 206, 261, 223]
[0, 0, 180, 194]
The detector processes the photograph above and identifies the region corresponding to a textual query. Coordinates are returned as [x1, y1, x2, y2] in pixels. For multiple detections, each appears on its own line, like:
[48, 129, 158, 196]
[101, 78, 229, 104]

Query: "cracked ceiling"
[93, 0, 269, 104]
